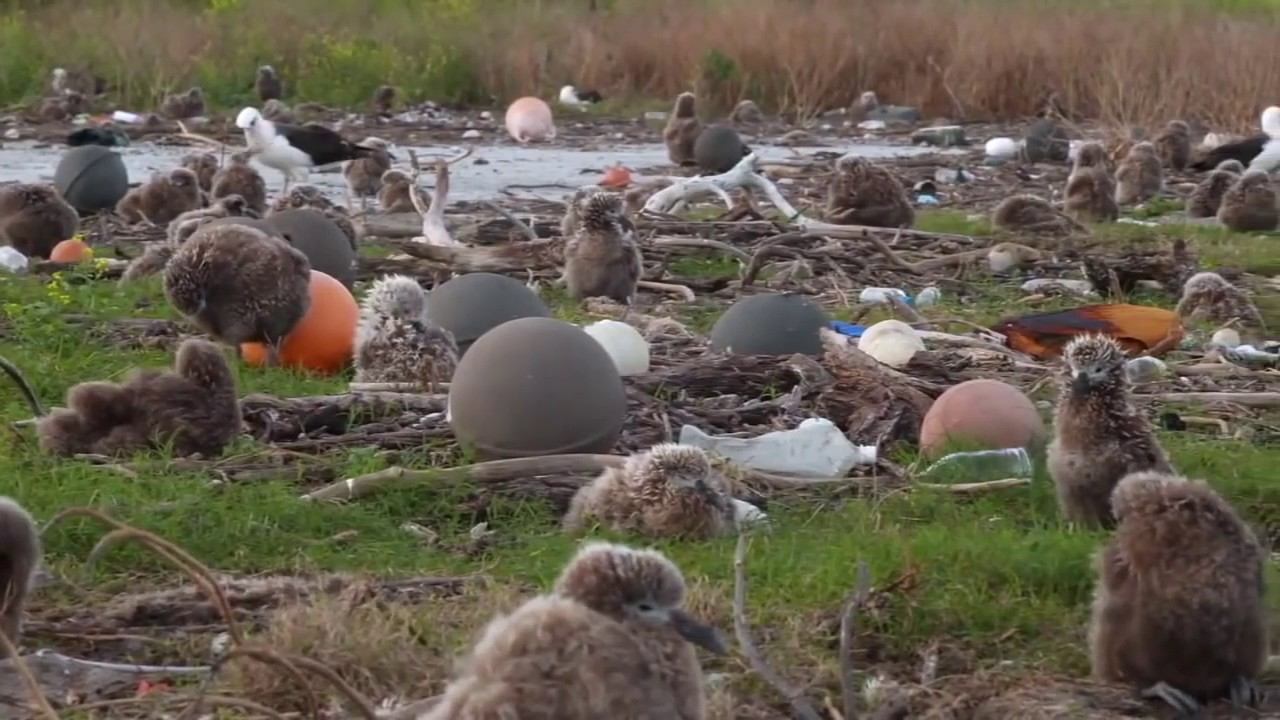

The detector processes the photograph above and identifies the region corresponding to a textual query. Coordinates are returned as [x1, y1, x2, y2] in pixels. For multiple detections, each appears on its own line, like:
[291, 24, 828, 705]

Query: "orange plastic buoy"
[241, 270, 358, 374]
[50, 238, 93, 263]
[600, 164, 632, 189]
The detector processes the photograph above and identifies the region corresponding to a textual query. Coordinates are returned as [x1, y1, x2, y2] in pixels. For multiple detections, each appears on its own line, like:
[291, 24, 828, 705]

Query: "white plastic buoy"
[858, 319, 923, 368]
[1124, 356, 1168, 383]
[583, 319, 650, 376]
[504, 96, 556, 143]
[984, 137, 1020, 161]
[1211, 327, 1242, 349]
[915, 286, 941, 308]
[679, 417, 876, 477]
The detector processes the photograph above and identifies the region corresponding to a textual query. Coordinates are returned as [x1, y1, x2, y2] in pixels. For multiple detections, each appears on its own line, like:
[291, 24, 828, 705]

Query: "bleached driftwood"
[407, 148, 472, 247]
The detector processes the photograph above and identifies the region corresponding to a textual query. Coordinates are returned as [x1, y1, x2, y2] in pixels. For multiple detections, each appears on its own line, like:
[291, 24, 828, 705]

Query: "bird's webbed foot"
[1141, 681, 1201, 718]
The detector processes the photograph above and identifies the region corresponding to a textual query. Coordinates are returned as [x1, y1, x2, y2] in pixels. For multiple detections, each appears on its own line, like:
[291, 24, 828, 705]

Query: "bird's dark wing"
[1189, 134, 1267, 171]
[579, 89, 604, 103]
[276, 123, 369, 165]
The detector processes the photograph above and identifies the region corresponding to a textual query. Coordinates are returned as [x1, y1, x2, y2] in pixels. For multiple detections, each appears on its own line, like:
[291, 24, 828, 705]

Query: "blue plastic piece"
[828, 321, 866, 337]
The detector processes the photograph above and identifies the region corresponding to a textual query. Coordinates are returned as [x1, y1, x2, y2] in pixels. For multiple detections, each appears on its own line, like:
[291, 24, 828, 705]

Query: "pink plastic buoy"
[504, 96, 556, 143]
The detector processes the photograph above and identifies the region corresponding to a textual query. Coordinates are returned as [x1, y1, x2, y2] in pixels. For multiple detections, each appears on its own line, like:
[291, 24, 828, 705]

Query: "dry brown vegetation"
[5, 0, 1280, 128]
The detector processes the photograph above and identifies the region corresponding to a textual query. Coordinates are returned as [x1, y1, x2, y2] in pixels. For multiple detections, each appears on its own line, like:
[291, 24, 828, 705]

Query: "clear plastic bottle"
[859, 287, 909, 305]
[918, 447, 1032, 483]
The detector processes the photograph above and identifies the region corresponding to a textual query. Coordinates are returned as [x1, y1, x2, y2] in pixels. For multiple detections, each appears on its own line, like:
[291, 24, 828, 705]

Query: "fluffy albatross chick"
[425, 542, 723, 720]
[180, 152, 219, 194]
[563, 444, 736, 539]
[1089, 471, 1266, 715]
[210, 151, 268, 215]
[663, 92, 701, 166]
[1114, 141, 1163, 206]
[1186, 159, 1244, 219]
[563, 191, 643, 304]
[353, 274, 458, 390]
[1047, 334, 1172, 528]
[991, 194, 1084, 235]
[376, 169, 415, 213]
[1175, 271, 1265, 332]
[255, 65, 282, 102]
[1217, 169, 1279, 232]
[37, 338, 240, 458]
[0, 497, 39, 655]
[0, 183, 79, 259]
[341, 137, 393, 210]
[160, 87, 205, 120]
[1064, 141, 1118, 223]
[163, 223, 311, 365]
[371, 85, 396, 115]
[1154, 120, 1192, 171]
[824, 155, 914, 228]
[166, 194, 258, 246]
[116, 167, 202, 225]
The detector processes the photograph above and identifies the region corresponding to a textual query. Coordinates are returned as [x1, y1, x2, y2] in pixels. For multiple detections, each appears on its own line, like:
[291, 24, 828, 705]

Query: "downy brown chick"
[1064, 141, 1119, 223]
[1047, 334, 1172, 528]
[353, 274, 458, 390]
[261, 98, 295, 124]
[268, 185, 359, 248]
[116, 168, 202, 225]
[342, 137, 393, 211]
[663, 92, 701, 166]
[1175, 271, 1265, 332]
[426, 542, 723, 720]
[0, 183, 79, 259]
[1186, 159, 1244, 218]
[1089, 471, 1266, 715]
[1154, 120, 1192, 171]
[37, 91, 86, 122]
[180, 151, 219, 194]
[163, 223, 311, 364]
[255, 65, 282, 102]
[563, 191, 643, 304]
[730, 99, 764, 125]
[991, 194, 1084, 235]
[825, 155, 914, 228]
[37, 338, 240, 458]
[211, 151, 268, 215]
[371, 85, 396, 115]
[166, 194, 258, 246]
[1217, 169, 1279, 232]
[0, 497, 39, 656]
[1114, 141, 1163, 205]
[160, 87, 205, 120]
[563, 444, 736, 539]
[376, 169, 416, 213]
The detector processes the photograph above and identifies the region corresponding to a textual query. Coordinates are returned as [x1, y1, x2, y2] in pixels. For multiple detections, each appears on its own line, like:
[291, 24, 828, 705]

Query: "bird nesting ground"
[116, 168, 202, 225]
[163, 223, 311, 363]
[563, 191, 643, 303]
[1047, 334, 1172, 528]
[563, 444, 737, 539]
[37, 338, 240, 458]
[0, 183, 79, 259]
[824, 155, 914, 228]
[353, 274, 458, 390]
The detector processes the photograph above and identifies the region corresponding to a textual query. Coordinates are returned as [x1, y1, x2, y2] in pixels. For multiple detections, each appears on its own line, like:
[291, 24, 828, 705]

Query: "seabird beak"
[669, 609, 728, 655]
[1071, 371, 1092, 393]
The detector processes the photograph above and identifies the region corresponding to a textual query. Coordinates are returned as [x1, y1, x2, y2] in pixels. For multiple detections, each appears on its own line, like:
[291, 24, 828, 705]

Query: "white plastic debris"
[461, 129, 481, 139]
[0, 246, 28, 273]
[984, 137, 1020, 161]
[3, 128, 19, 140]
[731, 498, 769, 527]
[915, 286, 941, 308]
[111, 110, 143, 124]
[678, 417, 876, 477]
[1211, 327, 1242, 349]
[857, 119, 887, 131]
[1124, 356, 1168, 383]
[858, 319, 924, 368]
[583, 319, 650, 376]
[859, 287, 909, 305]
[1019, 278, 1098, 297]
[479, 110, 493, 121]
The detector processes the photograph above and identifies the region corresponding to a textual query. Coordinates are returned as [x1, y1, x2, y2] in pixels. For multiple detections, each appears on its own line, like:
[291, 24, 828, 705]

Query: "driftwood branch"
[407, 149, 462, 247]
[733, 531, 823, 720]
[637, 279, 696, 301]
[393, 237, 562, 273]
[1136, 392, 1280, 408]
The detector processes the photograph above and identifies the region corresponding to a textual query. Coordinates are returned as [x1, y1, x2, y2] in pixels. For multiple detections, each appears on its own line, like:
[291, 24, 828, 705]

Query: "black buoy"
[54, 145, 129, 213]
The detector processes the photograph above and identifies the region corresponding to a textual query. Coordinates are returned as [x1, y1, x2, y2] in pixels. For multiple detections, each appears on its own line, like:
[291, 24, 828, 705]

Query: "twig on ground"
[482, 201, 539, 243]
[839, 560, 873, 720]
[637, 279, 696, 301]
[732, 531, 823, 720]
[0, 633, 59, 720]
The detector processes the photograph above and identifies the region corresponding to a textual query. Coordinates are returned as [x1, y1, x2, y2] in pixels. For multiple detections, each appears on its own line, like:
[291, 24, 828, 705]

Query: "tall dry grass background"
[2, 0, 1279, 128]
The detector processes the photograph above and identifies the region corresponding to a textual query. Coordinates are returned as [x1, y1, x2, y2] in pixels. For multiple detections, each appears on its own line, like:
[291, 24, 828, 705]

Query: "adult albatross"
[236, 107, 376, 192]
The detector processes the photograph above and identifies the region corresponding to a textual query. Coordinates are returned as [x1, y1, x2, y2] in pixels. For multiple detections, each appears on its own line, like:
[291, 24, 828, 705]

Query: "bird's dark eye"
[636, 602, 655, 612]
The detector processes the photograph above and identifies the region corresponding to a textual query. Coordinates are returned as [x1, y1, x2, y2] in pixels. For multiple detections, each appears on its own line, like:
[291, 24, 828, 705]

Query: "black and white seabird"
[559, 85, 604, 108]
[235, 107, 376, 192]
[1248, 105, 1280, 173]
